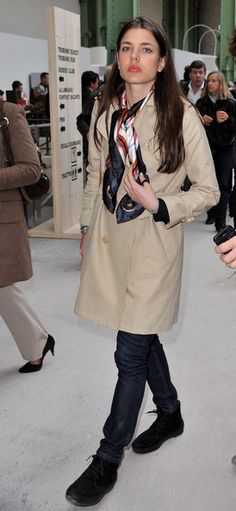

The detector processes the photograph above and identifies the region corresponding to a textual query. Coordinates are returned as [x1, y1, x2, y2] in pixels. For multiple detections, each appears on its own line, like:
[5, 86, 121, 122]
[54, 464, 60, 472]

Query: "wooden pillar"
[30, 6, 83, 239]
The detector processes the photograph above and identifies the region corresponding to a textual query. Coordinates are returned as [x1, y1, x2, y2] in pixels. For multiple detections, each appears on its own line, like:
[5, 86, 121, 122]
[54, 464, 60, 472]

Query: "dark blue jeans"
[96, 330, 179, 464]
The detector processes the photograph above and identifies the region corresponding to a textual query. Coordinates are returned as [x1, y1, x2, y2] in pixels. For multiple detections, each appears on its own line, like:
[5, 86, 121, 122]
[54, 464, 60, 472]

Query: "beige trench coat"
[75, 95, 220, 334]
[0, 102, 41, 288]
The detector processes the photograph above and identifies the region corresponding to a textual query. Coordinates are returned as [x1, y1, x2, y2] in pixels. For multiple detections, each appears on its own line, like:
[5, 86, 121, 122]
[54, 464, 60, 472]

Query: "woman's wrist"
[150, 198, 159, 214]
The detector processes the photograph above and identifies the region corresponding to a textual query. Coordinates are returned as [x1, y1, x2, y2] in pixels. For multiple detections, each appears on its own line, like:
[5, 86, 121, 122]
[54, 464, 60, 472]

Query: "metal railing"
[183, 24, 219, 55]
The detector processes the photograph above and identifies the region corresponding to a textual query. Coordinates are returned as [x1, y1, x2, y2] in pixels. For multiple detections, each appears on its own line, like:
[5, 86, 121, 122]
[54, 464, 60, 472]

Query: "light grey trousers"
[0, 283, 48, 361]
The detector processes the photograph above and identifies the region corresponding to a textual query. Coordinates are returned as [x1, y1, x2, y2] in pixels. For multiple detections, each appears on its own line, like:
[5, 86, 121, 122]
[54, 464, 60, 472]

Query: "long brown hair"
[95, 17, 185, 174]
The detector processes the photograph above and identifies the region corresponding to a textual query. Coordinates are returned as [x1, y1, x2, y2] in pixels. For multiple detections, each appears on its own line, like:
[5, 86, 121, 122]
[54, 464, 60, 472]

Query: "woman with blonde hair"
[196, 70, 236, 230]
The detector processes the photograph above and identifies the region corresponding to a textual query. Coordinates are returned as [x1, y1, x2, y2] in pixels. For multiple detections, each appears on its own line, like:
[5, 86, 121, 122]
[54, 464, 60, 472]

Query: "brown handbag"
[0, 100, 50, 203]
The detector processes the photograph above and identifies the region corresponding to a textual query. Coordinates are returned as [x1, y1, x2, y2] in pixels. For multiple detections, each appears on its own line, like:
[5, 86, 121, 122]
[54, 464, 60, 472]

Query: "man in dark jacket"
[76, 71, 99, 163]
[180, 60, 207, 192]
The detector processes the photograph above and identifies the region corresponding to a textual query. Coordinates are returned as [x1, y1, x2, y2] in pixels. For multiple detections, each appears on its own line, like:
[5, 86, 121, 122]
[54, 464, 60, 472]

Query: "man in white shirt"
[181, 60, 206, 105]
[179, 60, 207, 192]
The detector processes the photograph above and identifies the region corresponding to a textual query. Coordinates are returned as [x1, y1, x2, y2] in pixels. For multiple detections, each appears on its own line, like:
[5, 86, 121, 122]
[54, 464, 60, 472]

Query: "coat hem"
[0, 273, 33, 289]
[74, 308, 177, 335]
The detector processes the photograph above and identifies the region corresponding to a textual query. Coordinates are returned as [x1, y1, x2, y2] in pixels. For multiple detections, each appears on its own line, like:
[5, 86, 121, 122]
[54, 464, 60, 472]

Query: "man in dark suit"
[76, 71, 99, 163]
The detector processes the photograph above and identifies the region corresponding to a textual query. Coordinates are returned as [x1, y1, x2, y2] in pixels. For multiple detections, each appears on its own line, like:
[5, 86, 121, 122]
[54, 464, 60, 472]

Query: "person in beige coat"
[66, 17, 220, 507]
[0, 99, 55, 372]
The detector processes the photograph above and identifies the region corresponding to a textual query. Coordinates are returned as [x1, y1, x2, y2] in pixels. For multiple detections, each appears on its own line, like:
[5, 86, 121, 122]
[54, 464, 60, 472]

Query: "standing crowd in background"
[179, 59, 236, 231]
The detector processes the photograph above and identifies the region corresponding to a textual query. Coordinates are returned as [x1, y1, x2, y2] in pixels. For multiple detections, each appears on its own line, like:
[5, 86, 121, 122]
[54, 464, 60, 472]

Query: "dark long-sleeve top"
[76, 88, 95, 137]
[196, 94, 236, 150]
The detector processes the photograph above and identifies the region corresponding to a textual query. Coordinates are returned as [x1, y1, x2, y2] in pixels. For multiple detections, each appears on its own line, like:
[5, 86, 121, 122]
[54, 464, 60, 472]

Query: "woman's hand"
[80, 233, 89, 257]
[202, 114, 213, 126]
[123, 166, 158, 213]
[216, 110, 229, 123]
[215, 237, 236, 268]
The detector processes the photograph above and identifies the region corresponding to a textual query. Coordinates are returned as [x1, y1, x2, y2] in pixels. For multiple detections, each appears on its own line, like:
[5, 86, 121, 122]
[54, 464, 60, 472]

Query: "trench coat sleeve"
[158, 105, 220, 229]
[0, 104, 41, 190]
[79, 101, 102, 226]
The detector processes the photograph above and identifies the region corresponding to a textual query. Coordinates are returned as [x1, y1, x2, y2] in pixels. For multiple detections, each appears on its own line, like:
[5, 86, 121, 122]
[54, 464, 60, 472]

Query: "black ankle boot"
[132, 404, 184, 454]
[66, 455, 118, 506]
[18, 334, 55, 373]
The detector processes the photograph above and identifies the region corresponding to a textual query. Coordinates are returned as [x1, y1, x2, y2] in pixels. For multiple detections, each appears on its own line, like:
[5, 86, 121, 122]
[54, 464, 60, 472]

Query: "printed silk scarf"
[102, 90, 152, 223]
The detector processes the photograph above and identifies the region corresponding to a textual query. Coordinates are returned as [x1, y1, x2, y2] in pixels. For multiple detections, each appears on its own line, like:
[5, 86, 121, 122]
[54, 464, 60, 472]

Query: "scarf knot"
[102, 90, 152, 223]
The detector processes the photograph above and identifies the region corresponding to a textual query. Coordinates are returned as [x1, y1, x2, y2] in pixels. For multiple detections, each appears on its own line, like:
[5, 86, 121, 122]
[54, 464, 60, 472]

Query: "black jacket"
[77, 88, 95, 137]
[76, 87, 101, 159]
[196, 95, 236, 150]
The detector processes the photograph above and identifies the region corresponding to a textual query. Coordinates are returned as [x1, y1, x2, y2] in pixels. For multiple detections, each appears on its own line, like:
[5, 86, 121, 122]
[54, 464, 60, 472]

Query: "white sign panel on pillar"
[48, 6, 83, 238]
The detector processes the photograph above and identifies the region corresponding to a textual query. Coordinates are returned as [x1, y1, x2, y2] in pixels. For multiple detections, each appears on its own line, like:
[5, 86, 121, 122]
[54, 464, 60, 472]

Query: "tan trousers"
[0, 283, 48, 361]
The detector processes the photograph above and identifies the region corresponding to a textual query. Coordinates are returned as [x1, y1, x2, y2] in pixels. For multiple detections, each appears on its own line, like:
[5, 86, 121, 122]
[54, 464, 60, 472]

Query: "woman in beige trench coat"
[0, 100, 55, 372]
[66, 17, 220, 507]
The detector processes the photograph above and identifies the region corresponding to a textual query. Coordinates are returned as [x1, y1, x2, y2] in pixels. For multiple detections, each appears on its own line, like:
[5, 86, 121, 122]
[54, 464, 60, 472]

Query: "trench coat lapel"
[96, 100, 117, 141]
[134, 95, 156, 147]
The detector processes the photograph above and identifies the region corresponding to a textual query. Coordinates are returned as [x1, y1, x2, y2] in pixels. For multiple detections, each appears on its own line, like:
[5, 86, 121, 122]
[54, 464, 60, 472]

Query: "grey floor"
[1, 215, 236, 511]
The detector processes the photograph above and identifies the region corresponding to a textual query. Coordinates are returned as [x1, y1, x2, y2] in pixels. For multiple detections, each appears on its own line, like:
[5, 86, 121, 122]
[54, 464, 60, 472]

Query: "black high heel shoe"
[18, 334, 55, 373]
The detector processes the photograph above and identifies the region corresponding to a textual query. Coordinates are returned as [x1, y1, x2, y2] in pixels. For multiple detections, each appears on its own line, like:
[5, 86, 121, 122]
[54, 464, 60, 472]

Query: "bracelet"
[80, 225, 89, 234]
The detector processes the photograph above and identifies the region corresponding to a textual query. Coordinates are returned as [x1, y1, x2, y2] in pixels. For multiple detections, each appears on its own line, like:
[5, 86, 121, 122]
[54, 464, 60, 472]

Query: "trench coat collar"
[96, 93, 156, 147]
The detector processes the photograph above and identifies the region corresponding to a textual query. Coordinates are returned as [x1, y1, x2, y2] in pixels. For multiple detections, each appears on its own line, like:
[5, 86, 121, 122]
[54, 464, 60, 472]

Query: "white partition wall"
[173, 48, 218, 80]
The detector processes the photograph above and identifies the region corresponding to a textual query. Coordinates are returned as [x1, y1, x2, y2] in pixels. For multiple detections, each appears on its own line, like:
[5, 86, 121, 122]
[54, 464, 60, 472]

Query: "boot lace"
[146, 409, 170, 432]
[85, 455, 105, 481]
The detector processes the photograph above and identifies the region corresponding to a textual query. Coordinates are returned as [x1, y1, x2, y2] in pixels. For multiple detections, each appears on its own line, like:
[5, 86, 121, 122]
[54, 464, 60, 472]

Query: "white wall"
[80, 46, 107, 81]
[0, 1, 80, 97]
[0, 27, 107, 99]
[173, 48, 218, 81]
[0, 0, 79, 39]
[0, 32, 48, 97]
